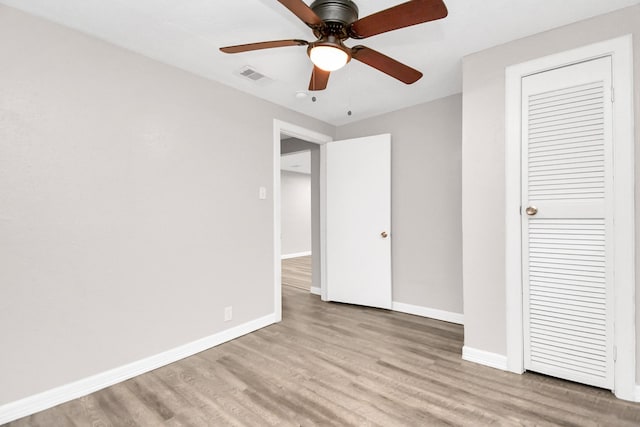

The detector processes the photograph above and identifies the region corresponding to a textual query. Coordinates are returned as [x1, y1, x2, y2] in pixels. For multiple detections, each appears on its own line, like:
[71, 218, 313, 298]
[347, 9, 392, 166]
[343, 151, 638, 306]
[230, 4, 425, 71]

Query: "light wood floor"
[6, 258, 640, 426]
[281, 256, 312, 291]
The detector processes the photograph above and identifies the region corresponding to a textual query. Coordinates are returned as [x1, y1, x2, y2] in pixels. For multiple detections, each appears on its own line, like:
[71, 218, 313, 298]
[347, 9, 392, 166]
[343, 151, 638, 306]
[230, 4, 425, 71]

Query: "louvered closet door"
[521, 56, 614, 389]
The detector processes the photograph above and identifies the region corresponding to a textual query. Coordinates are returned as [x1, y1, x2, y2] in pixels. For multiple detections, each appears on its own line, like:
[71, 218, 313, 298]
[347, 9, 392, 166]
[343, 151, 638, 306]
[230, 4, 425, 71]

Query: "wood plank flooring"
[5, 259, 640, 426]
[282, 256, 312, 291]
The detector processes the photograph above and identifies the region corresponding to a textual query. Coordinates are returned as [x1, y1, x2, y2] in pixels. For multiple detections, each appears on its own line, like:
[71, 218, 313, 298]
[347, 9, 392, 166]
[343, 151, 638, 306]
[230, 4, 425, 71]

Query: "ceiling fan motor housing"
[310, 0, 359, 37]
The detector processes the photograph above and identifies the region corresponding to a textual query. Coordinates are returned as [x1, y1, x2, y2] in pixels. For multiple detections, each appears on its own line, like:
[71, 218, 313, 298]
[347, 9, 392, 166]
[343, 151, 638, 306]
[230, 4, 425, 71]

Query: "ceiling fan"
[220, 0, 448, 91]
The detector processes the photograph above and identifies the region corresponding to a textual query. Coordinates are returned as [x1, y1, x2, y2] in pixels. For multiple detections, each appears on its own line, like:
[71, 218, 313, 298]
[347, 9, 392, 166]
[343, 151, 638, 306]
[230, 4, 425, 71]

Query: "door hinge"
[519, 206, 522, 215]
[613, 346, 617, 361]
[611, 87, 615, 103]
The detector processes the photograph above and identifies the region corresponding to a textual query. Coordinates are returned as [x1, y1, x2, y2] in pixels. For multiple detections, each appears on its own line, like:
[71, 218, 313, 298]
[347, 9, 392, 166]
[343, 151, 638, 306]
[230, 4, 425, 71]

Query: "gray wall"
[280, 170, 312, 256]
[461, 4, 640, 379]
[337, 94, 463, 314]
[0, 5, 333, 405]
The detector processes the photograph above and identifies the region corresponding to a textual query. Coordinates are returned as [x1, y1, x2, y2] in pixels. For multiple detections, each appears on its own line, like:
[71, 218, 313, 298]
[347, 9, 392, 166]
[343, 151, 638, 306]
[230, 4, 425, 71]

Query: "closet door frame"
[505, 35, 635, 401]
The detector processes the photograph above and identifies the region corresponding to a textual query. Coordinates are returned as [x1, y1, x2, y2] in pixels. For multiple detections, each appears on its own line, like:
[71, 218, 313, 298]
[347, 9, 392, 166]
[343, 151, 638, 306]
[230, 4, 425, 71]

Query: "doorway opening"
[273, 120, 393, 320]
[280, 142, 315, 295]
[273, 120, 332, 322]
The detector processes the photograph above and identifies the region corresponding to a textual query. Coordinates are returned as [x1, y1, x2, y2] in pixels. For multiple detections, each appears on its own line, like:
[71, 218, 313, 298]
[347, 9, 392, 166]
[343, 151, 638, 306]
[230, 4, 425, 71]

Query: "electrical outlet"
[224, 306, 233, 322]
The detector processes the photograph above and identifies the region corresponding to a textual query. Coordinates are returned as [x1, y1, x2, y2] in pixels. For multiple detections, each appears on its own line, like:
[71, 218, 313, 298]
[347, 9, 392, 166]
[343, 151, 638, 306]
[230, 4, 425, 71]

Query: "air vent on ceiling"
[241, 68, 265, 80]
[236, 66, 272, 86]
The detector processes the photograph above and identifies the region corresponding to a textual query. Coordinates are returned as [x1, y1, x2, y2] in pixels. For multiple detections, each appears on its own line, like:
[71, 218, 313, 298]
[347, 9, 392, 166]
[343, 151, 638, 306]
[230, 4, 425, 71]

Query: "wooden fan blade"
[309, 66, 330, 91]
[220, 39, 308, 54]
[351, 46, 422, 84]
[278, 0, 324, 27]
[349, 0, 448, 39]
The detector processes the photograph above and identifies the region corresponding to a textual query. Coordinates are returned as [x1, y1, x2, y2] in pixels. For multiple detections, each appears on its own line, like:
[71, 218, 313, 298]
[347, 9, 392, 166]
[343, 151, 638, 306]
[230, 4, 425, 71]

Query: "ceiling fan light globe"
[309, 45, 349, 71]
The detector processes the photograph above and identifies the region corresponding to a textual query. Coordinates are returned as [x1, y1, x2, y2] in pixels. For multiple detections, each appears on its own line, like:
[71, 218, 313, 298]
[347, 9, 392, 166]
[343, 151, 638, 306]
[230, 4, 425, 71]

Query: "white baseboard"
[281, 251, 312, 260]
[391, 301, 464, 325]
[462, 346, 508, 371]
[310, 286, 321, 295]
[0, 313, 276, 425]
[635, 385, 640, 403]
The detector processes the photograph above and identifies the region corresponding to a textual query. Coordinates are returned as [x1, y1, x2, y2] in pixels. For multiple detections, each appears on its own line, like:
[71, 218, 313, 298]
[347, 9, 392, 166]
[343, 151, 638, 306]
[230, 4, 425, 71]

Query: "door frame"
[273, 120, 332, 322]
[505, 35, 636, 400]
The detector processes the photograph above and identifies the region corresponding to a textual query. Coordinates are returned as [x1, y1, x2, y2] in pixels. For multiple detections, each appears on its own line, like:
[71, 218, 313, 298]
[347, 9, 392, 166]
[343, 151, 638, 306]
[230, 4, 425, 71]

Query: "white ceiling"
[2, 0, 638, 125]
[281, 150, 311, 174]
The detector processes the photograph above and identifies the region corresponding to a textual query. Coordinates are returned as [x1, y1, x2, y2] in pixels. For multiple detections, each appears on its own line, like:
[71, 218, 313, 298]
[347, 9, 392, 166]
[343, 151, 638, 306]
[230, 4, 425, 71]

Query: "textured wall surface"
[281, 170, 312, 256]
[0, 5, 333, 405]
[337, 94, 463, 314]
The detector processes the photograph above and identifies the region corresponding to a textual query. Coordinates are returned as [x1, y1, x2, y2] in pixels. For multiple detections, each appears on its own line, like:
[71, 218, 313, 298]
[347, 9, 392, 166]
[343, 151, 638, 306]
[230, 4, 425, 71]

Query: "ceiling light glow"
[309, 45, 349, 71]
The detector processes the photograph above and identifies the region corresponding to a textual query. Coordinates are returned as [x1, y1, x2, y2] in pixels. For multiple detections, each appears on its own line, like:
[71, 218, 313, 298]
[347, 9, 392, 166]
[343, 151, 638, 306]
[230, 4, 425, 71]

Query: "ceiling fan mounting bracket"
[310, 0, 359, 39]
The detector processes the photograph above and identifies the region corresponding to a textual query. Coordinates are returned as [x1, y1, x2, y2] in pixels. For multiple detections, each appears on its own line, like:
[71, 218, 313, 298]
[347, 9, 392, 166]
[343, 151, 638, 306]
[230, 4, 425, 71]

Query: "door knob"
[381, 231, 388, 238]
[525, 206, 538, 216]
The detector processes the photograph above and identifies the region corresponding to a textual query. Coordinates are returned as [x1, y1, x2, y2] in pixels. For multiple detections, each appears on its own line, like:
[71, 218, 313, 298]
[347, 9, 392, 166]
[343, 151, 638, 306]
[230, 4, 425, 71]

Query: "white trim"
[319, 143, 328, 301]
[505, 35, 635, 400]
[273, 120, 332, 319]
[635, 385, 640, 403]
[609, 35, 636, 403]
[0, 314, 276, 425]
[392, 302, 464, 325]
[505, 51, 525, 374]
[281, 251, 312, 260]
[273, 123, 283, 322]
[310, 286, 322, 296]
[462, 346, 509, 371]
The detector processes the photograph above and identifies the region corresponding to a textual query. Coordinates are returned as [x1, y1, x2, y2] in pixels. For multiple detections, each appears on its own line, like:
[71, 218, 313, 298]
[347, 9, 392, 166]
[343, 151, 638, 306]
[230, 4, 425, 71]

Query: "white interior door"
[325, 134, 391, 309]
[521, 56, 614, 389]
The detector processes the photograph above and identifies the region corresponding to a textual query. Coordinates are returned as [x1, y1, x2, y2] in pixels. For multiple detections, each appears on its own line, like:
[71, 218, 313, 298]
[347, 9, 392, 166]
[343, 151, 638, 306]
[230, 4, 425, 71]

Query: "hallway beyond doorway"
[282, 256, 311, 292]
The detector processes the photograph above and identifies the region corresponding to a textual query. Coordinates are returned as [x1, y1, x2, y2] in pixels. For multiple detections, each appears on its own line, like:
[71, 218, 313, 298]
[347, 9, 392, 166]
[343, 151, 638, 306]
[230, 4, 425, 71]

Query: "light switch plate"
[259, 187, 267, 200]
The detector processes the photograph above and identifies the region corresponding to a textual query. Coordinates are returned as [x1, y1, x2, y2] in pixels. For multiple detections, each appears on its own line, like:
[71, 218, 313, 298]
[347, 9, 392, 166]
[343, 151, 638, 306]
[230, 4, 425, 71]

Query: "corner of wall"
[392, 302, 464, 325]
[462, 346, 508, 371]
